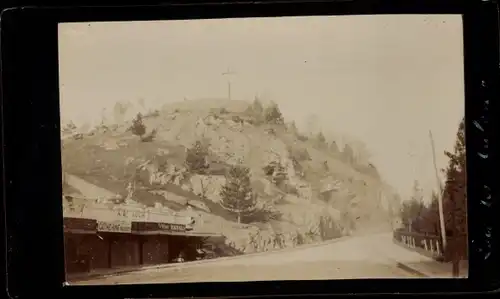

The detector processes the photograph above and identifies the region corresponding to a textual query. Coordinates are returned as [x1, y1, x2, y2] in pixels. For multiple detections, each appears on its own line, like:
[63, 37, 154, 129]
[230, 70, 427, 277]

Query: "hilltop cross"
[222, 68, 237, 100]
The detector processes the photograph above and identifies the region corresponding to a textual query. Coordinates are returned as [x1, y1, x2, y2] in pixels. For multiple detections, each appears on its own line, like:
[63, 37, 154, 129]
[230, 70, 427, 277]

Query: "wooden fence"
[393, 230, 467, 262]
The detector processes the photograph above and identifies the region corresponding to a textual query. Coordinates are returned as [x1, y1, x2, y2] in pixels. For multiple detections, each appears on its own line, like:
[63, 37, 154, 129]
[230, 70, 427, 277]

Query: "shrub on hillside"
[130, 113, 146, 139]
[289, 156, 304, 176]
[244, 201, 282, 223]
[244, 98, 265, 124]
[62, 121, 77, 133]
[141, 128, 157, 142]
[263, 161, 288, 188]
[185, 140, 210, 174]
[264, 101, 284, 125]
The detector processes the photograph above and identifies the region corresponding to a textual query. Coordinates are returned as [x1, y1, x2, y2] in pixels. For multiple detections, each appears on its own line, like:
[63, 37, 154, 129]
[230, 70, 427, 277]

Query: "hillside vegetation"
[62, 98, 400, 253]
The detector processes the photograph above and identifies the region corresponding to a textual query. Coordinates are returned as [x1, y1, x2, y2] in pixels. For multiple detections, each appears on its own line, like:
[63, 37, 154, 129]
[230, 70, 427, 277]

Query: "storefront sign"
[97, 220, 132, 233]
[133, 221, 186, 233]
[63, 217, 97, 232]
[158, 223, 185, 232]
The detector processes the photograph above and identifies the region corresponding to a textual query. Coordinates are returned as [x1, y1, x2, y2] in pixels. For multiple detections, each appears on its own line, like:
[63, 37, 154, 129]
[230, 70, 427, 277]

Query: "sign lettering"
[97, 220, 132, 233]
[157, 223, 185, 232]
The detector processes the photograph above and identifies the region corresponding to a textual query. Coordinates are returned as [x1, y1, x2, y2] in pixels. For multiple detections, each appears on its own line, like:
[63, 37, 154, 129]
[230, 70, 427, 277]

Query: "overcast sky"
[58, 15, 464, 199]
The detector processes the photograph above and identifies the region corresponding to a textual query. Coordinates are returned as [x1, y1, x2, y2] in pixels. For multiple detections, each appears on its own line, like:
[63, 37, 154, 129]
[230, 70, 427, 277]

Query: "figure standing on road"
[291, 232, 298, 247]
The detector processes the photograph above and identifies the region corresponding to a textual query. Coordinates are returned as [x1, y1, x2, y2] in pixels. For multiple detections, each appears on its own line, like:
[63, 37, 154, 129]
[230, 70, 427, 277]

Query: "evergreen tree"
[442, 118, 467, 258]
[411, 180, 424, 203]
[329, 141, 339, 153]
[400, 181, 426, 231]
[245, 97, 265, 124]
[219, 165, 257, 223]
[341, 144, 354, 164]
[315, 131, 327, 149]
[419, 191, 440, 234]
[185, 140, 209, 173]
[130, 113, 146, 138]
[317, 131, 326, 143]
[264, 101, 284, 125]
[288, 121, 299, 135]
[252, 97, 264, 115]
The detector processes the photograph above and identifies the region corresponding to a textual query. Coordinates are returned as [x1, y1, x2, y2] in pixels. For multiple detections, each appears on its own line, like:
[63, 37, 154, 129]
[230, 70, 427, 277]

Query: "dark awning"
[63, 217, 97, 233]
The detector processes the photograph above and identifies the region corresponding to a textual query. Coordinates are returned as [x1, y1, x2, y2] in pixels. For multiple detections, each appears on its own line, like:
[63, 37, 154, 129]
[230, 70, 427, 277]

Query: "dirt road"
[71, 233, 441, 285]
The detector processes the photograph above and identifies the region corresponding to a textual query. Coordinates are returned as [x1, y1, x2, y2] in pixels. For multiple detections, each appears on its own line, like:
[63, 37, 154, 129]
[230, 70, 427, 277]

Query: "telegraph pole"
[222, 68, 236, 100]
[429, 130, 447, 252]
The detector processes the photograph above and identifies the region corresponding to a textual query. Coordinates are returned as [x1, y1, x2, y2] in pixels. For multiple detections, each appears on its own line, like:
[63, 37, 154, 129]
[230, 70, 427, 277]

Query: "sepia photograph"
[59, 14, 468, 285]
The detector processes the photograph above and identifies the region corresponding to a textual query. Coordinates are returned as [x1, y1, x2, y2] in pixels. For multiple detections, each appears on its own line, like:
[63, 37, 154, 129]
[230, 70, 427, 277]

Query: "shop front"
[63, 201, 222, 279]
[132, 221, 187, 264]
[63, 217, 97, 275]
[64, 216, 210, 276]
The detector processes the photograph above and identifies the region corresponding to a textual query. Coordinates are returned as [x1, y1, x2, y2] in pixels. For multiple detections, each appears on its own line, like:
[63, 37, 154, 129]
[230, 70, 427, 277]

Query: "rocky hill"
[61, 98, 401, 253]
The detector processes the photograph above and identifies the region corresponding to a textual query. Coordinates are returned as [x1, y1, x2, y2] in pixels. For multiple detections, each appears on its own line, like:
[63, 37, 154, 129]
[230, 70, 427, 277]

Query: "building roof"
[63, 195, 193, 226]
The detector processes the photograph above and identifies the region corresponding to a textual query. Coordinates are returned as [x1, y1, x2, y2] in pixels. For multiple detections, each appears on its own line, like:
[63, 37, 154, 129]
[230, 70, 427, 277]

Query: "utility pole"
[222, 68, 236, 100]
[429, 130, 447, 252]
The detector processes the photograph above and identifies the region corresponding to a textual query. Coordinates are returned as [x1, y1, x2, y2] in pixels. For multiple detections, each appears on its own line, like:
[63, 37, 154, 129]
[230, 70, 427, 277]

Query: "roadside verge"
[391, 241, 468, 278]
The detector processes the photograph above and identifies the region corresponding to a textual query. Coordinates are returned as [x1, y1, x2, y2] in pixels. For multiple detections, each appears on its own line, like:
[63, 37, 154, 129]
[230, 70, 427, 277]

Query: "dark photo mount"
[1, 0, 499, 298]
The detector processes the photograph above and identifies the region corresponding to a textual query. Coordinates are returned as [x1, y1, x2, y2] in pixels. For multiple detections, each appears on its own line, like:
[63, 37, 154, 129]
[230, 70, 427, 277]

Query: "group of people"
[245, 229, 311, 253]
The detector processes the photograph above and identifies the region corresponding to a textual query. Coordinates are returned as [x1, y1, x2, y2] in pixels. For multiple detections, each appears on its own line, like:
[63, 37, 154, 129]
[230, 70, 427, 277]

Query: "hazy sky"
[58, 15, 464, 199]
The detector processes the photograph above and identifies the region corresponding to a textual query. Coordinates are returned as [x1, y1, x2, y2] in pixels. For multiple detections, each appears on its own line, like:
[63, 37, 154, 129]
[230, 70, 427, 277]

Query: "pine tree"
[288, 121, 299, 135]
[329, 141, 339, 153]
[264, 101, 284, 125]
[185, 140, 209, 173]
[420, 191, 440, 234]
[442, 118, 467, 260]
[252, 97, 264, 115]
[341, 144, 354, 164]
[130, 113, 146, 138]
[219, 165, 257, 223]
[317, 132, 326, 143]
[400, 181, 426, 231]
[245, 97, 265, 124]
[315, 132, 327, 149]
